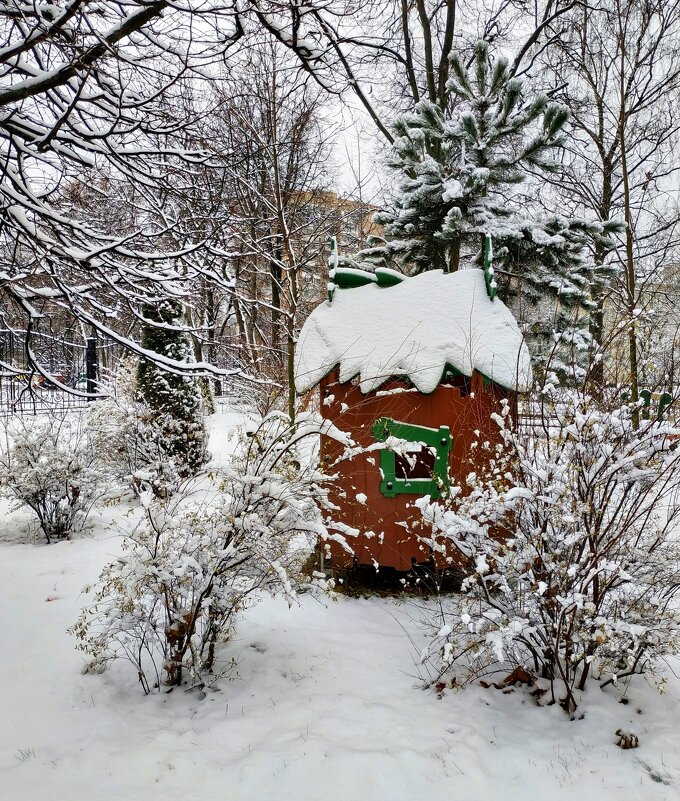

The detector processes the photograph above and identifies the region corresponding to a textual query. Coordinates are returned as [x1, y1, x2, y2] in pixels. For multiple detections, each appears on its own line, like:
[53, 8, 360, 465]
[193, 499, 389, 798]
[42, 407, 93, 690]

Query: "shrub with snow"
[73, 414, 333, 693]
[88, 392, 180, 499]
[0, 414, 106, 543]
[88, 354, 203, 498]
[135, 300, 209, 486]
[418, 392, 680, 716]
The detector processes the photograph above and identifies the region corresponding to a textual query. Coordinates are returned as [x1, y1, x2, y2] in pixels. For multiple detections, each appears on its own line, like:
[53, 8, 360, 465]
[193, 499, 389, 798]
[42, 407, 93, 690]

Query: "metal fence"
[0, 329, 126, 416]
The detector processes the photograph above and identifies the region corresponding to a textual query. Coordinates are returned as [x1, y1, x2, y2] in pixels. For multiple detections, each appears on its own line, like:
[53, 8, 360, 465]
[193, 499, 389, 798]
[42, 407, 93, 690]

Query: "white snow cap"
[295, 269, 532, 394]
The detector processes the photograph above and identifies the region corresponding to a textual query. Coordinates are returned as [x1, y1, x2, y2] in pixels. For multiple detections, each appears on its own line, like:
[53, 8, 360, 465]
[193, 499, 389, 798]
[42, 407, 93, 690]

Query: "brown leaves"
[615, 729, 639, 749]
[480, 666, 535, 691]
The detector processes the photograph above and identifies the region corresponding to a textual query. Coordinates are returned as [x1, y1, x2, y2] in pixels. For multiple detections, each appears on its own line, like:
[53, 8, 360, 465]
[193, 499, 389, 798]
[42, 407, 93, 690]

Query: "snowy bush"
[88, 393, 180, 499]
[0, 414, 106, 543]
[72, 414, 333, 693]
[88, 356, 202, 498]
[418, 392, 680, 716]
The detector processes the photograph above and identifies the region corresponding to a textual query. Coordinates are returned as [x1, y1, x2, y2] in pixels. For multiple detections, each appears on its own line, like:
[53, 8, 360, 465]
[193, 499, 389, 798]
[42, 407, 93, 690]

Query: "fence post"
[86, 336, 97, 397]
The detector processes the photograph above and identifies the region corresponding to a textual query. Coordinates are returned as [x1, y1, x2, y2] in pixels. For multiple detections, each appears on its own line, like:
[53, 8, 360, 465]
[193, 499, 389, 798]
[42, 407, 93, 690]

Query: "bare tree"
[0, 1, 245, 385]
[4, 0, 647, 395]
[538, 0, 680, 406]
[202, 41, 372, 418]
[245, 1, 584, 128]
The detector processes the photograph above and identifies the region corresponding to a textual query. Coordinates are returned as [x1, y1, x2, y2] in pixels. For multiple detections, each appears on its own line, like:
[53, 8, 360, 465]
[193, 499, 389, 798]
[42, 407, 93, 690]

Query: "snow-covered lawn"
[1, 412, 679, 801]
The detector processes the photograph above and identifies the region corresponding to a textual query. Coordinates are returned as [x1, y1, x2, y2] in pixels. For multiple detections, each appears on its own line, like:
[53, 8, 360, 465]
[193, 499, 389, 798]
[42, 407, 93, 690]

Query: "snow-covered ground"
[1, 411, 679, 801]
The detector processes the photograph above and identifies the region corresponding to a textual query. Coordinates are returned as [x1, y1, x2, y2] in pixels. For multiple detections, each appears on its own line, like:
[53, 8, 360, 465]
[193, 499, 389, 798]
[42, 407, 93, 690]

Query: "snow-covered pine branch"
[351, 40, 620, 320]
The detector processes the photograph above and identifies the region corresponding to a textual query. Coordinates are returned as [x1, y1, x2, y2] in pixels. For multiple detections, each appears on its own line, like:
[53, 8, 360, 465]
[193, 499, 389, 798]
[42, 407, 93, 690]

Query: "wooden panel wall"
[320, 372, 513, 571]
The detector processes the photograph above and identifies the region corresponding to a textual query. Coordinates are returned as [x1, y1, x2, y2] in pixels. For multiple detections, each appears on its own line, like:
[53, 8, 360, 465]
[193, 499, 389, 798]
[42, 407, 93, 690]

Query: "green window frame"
[371, 417, 452, 499]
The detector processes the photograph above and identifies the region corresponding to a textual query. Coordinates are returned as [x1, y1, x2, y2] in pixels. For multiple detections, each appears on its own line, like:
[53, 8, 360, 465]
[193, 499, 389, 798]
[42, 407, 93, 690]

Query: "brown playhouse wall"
[319, 370, 515, 572]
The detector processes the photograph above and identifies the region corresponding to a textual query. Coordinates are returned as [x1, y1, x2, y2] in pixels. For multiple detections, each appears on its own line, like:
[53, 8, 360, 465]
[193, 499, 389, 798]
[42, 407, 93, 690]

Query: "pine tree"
[356, 41, 620, 330]
[136, 300, 208, 482]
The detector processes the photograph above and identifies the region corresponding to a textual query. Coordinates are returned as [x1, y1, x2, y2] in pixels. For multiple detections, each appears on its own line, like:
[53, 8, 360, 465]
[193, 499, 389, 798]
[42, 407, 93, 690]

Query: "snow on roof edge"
[295, 269, 533, 395]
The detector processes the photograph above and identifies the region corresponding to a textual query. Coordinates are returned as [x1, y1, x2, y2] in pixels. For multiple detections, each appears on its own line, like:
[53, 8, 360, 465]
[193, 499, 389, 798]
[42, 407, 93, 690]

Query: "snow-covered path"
[2, 528, 679, 801]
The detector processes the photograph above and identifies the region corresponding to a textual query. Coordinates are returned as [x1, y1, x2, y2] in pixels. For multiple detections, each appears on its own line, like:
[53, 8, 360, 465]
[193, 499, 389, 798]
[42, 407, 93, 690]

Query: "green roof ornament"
[483, 234, 497, 302]
[327, 238, 406, 301]
[639, 388, 673, 420]
[374, 267, 406, 288]
[659, 391, 673, 418]
[332, 268, 378, 289]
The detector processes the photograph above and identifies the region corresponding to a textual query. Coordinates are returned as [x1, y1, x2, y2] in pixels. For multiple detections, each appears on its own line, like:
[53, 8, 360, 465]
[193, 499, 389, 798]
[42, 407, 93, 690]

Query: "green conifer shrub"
[135, 300, 208, 485]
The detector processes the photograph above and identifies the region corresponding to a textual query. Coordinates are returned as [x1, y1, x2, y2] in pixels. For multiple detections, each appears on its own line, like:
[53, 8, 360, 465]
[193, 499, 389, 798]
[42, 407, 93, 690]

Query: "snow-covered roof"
[295, 269, 532, 394]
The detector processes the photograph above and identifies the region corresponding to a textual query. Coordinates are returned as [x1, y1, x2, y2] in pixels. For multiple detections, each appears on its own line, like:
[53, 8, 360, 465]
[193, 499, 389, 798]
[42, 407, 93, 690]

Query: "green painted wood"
[330, 268, 378, 289]
[371, 417, 452, 499]
[658, 392, 673, 419]
[375, 267, 406, 287]
[640, 388, 652, 420]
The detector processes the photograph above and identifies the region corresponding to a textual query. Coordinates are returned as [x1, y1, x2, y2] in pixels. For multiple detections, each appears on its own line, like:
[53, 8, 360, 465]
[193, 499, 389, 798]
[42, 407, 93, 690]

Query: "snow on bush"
[72, 414, 333, 693]
[417, 392, 680, 716]
[136, 300, 209, 484]
[0, 413, 106, 543]
[88, 357, 197, 498]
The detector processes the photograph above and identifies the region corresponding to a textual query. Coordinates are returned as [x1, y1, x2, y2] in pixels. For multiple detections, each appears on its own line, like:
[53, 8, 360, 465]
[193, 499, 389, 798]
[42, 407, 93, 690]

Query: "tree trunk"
[617, 1, 640, 428]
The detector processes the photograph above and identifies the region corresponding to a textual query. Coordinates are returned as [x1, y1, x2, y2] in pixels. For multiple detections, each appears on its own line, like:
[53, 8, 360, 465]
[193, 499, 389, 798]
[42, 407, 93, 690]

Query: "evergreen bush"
[135, 300, 208, 485]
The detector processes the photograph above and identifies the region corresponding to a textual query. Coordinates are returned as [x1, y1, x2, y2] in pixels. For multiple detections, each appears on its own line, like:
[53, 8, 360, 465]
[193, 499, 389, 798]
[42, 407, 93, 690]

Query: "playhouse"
[294, 266, 532, 572]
